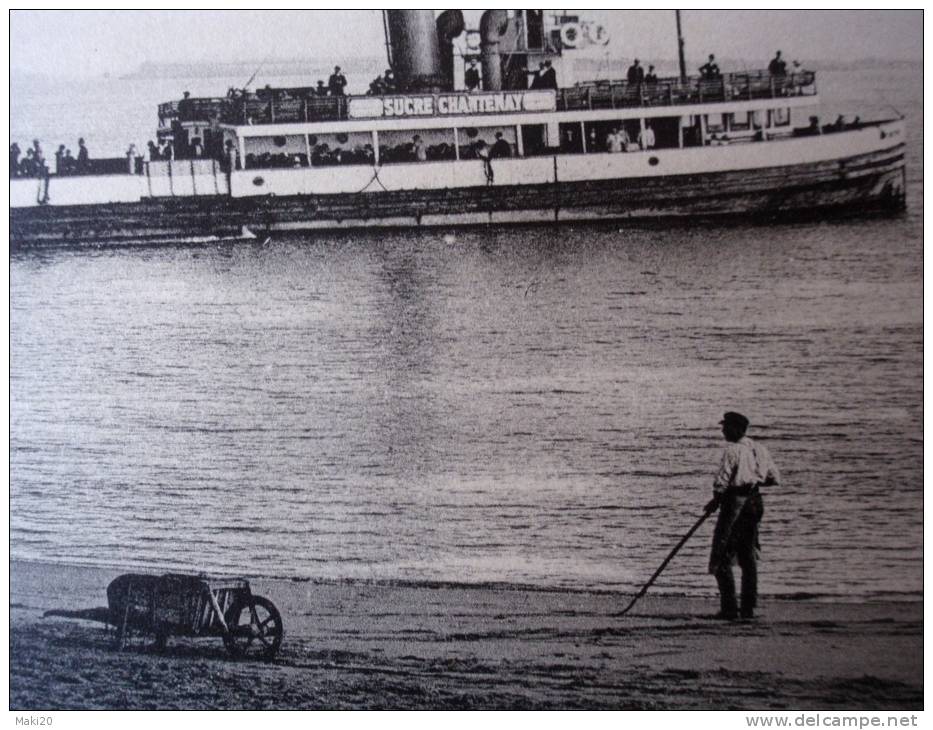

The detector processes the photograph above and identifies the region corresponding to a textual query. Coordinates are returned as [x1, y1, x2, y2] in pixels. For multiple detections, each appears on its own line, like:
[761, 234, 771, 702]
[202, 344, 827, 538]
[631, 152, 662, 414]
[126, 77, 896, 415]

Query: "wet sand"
[10, 560, 922, 710]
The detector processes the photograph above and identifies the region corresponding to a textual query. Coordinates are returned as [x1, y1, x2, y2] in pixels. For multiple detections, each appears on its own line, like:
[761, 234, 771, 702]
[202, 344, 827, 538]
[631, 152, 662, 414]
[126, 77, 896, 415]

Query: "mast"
[382, 10, 394, 72]
[675, 10, 687, 82]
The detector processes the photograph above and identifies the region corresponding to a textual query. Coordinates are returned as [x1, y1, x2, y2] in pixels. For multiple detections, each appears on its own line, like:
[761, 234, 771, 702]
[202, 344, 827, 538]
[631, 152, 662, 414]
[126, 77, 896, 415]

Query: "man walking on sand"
[705, 412, 779, 620]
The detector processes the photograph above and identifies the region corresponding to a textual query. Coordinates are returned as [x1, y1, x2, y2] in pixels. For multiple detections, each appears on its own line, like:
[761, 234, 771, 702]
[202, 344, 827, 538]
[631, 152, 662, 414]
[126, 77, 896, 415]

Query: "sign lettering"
[348, 91, 556, 120]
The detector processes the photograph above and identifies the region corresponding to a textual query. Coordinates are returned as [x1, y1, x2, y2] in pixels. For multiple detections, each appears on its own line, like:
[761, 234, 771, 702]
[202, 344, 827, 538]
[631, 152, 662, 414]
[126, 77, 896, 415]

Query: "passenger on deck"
[491, 132, 511, 158]
[638, 122, 656, 150]
[528, 61, 545, 90]
[147, 141, 160, 161]
[77, 138, 89, 172]
[62, 149, 75, 174]
[178, 91, 193, 120]
[412, 135, 427, 162]
[10, 143, 20, 177]
[126, 144, 137, 173]
[368, 77, 386, 96]
[315, 80, 328, 97]
[20, 149, 36, 177]
[32, 140, 47, 177]
[699, 54, 721, 79]
[474, 140, 493, 184]
[645, 65, 658, 85]
[790, 60, 804, 94]
[383, 69, 397, 94]
[191, 138, 203, 158]
[465, 60, 480, 92]
[627, 59, 645, 86]
[768, 51, 787, 77]
[538, 60, 557, 90]
[55, 145, 65, 174]
[225, 140, 239, 170]
[328, 66, 347, 96]
[606, 127, 624, 153]
[160, 141, 173, 160]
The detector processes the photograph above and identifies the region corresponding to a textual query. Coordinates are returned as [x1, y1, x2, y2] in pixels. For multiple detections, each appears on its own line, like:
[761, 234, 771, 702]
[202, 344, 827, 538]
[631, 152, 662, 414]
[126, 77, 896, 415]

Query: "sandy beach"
[9, 560, 921, 710]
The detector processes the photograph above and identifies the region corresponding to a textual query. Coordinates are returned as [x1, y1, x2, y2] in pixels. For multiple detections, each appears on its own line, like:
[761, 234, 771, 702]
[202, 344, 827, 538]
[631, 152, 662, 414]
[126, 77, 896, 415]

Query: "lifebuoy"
[560, 22, 580, 48]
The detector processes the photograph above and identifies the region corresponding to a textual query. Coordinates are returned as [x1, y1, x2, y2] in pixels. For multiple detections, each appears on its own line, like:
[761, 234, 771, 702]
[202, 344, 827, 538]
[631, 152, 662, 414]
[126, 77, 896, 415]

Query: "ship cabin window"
[727, 112, 751, 131]
[682, 115, 704, 148]
[645, 117, 681, 149]
[309, 131, 374, 167]
[379, 128, 456, 164]
[583, 120, 641, 153]
[558, 122, 584, 154]
[769, 108, 791, 128]
[458, 126, 516, 160]
[705, 113, 726, 134]
[243, 134, 309, 169]
[520, 124, 547, 156]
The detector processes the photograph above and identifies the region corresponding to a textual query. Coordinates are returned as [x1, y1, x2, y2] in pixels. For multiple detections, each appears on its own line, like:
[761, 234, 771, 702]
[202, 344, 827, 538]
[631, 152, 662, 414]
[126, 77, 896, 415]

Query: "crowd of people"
[10, 138, 90, 177]
[240, 129, 517, 170]
[366, 69, 397, 96]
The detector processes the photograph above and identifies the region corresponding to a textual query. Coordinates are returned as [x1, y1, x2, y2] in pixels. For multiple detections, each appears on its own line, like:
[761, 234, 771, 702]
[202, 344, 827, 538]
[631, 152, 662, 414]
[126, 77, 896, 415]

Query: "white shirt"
[713, 436, 780, 494]
[639, 127, 655, 149]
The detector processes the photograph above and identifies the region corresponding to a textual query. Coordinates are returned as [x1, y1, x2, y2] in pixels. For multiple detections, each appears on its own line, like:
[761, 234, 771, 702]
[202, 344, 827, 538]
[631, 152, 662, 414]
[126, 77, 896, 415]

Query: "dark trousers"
[710, 490, 762, 617]
[715, 536, 757, 616]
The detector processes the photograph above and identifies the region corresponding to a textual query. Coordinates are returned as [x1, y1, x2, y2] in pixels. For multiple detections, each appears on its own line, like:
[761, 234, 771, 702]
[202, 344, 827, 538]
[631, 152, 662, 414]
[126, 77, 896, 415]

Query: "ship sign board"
[349, 90, 557, 120]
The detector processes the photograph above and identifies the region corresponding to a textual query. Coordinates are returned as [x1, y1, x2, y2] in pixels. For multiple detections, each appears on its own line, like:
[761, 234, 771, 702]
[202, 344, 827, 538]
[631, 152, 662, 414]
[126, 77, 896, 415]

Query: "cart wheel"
[223, 595, 283, 660]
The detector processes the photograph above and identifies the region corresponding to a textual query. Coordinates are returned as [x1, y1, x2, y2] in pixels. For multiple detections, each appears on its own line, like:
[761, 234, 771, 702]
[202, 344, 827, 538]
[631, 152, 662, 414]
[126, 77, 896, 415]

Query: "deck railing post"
[770, 77, 775, 98]
[303, 98, 309, 123]
[668, 83, 674, 106]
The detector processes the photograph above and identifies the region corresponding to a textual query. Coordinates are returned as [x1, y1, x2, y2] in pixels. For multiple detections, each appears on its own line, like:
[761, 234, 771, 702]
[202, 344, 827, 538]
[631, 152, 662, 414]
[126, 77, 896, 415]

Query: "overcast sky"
[10, 9, 923, 78]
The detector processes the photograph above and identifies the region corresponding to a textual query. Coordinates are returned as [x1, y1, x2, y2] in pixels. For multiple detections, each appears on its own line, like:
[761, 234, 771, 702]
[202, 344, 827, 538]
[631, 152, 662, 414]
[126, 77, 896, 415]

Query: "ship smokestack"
[479, 10, 509, 91]
[385, 10, 444, 92]
[436, 10, 465, 91]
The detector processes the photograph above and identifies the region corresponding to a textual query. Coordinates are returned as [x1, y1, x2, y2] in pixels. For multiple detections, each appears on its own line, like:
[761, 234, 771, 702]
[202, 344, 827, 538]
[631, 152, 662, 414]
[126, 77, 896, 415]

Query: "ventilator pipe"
[479, 9, 509, 92]
[436, 10, 465, 91]
[385, 9, 444, 92]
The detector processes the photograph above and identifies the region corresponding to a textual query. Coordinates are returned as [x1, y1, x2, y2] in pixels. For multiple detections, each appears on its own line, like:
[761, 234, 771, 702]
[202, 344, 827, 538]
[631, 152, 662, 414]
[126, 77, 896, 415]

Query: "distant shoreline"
[11, 57, 921, 84]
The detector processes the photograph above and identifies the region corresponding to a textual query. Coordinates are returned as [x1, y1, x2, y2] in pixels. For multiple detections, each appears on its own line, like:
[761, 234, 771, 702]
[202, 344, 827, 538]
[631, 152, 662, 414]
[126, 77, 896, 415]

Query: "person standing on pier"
[706, 412, 780, 620]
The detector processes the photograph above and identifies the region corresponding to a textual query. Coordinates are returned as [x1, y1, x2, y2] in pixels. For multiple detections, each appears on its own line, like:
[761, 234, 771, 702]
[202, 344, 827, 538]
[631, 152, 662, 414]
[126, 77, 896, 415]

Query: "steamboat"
[10, 10, 907, 244]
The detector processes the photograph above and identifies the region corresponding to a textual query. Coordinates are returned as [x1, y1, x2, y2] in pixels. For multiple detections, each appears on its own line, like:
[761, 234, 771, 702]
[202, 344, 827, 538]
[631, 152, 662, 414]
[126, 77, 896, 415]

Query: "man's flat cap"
[720, 411, 750, 429]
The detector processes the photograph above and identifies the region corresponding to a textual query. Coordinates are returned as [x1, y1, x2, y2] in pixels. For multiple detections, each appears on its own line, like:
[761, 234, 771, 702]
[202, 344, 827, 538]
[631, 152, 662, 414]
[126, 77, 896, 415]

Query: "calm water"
[10, 63, 923, 598]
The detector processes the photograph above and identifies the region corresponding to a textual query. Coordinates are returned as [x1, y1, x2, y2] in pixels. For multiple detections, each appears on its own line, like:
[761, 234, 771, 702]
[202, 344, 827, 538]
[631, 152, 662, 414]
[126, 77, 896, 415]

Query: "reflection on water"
[11, 210, 922, 597]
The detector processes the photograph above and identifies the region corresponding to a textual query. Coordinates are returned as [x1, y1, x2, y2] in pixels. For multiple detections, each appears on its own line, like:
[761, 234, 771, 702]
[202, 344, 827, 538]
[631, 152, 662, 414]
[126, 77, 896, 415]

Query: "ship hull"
[10, 142, 906, 246]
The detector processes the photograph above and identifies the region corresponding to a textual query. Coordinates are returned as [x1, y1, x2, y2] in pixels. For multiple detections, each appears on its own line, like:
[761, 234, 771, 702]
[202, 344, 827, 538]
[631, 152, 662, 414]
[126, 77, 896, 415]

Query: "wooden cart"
[106, 572, 283, 660]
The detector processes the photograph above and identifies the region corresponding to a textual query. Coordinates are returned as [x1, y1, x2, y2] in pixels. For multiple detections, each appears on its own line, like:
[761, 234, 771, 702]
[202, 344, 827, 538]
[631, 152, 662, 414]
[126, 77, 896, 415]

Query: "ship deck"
[158, 70, 816, 128]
